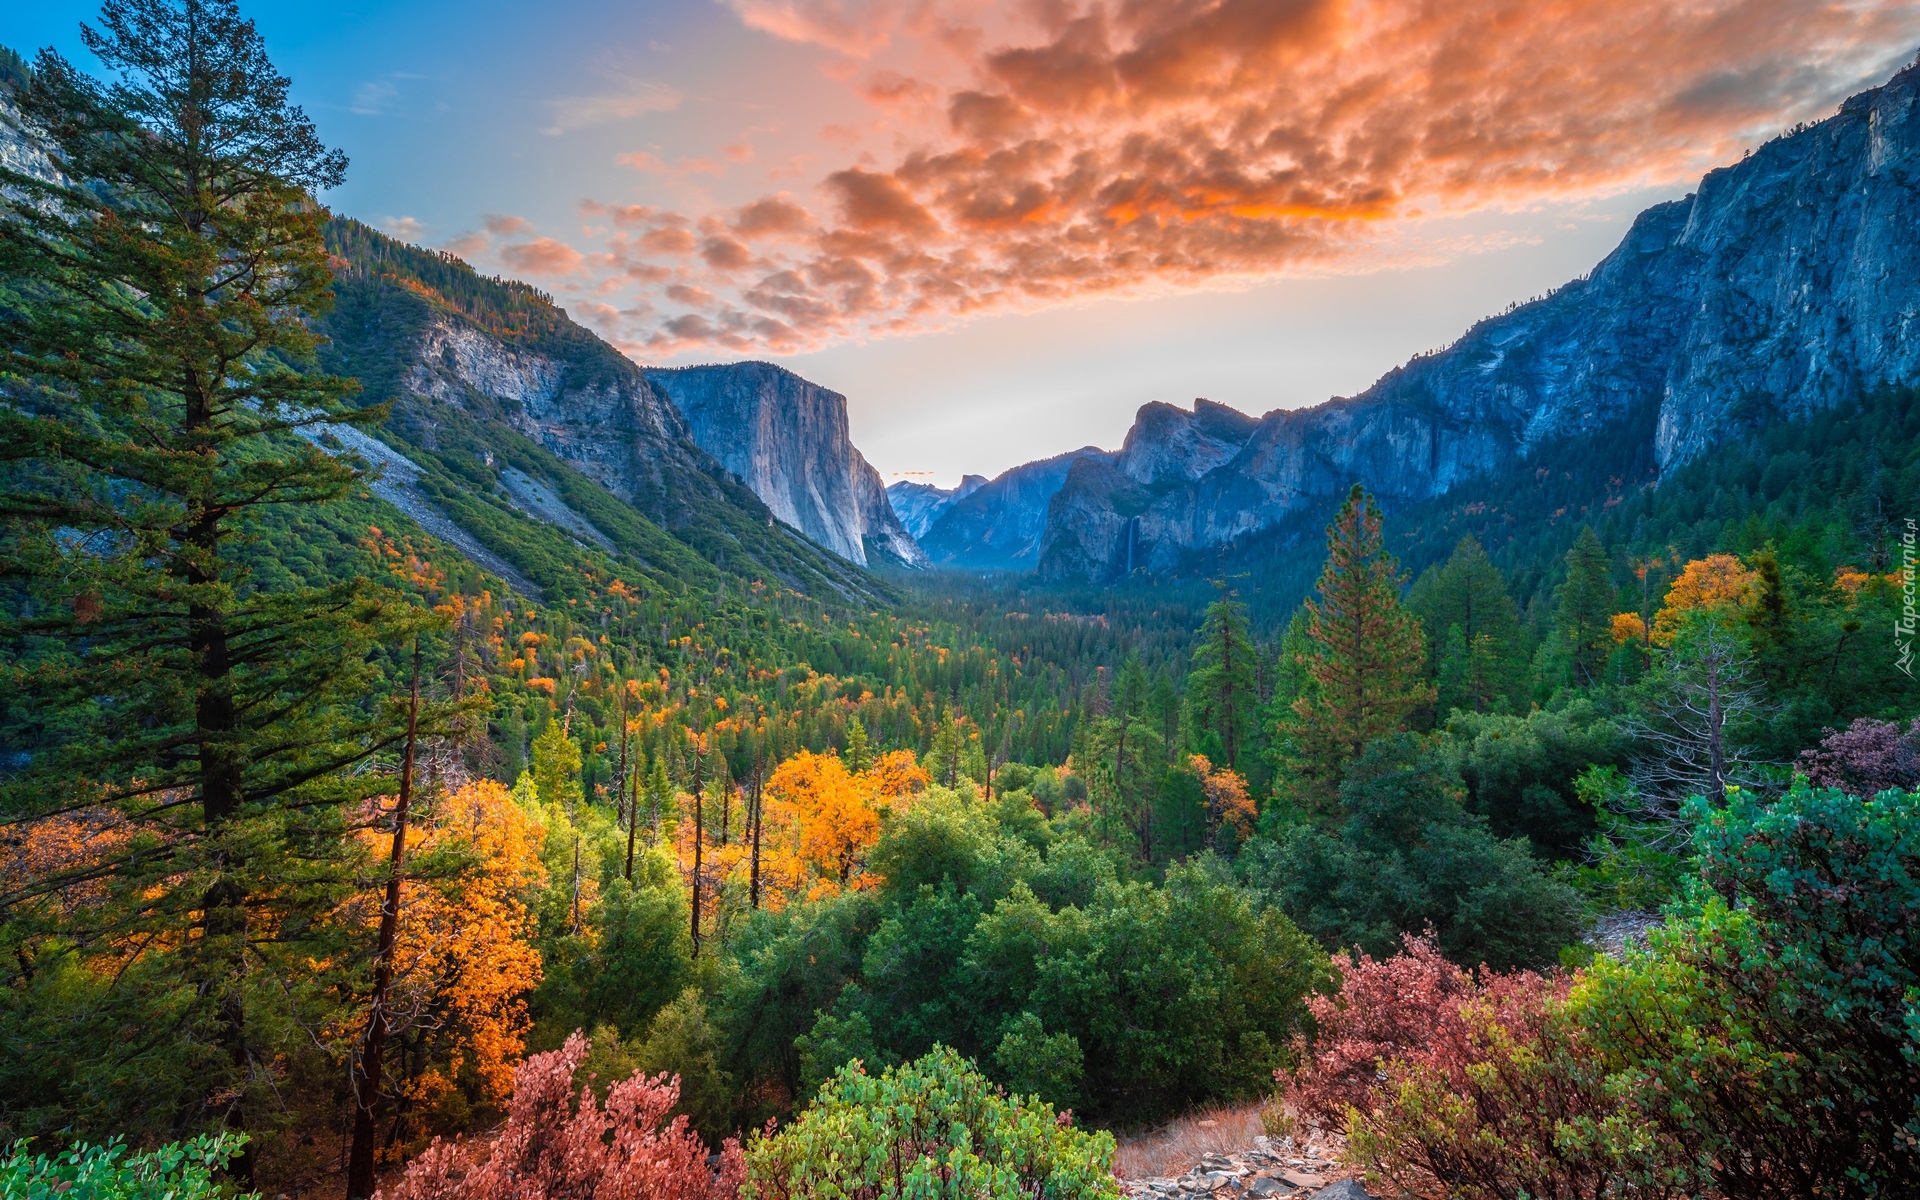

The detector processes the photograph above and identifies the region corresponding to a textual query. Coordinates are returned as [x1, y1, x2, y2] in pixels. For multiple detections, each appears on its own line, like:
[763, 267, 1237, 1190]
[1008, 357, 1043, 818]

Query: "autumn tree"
[1284, 486, 1434, 798]
[0, 0, 437, 1159]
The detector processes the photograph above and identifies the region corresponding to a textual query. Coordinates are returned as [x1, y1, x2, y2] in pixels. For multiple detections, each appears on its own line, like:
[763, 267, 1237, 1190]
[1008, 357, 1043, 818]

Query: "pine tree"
[1285, 485, 1434, 797]
[0, 0, 436, 1159]
[843, 717, 871, 774]
[1408, 536, 1525, 714]
[1557, 527, 1616, 688]
[1185, 590, 1257, 768]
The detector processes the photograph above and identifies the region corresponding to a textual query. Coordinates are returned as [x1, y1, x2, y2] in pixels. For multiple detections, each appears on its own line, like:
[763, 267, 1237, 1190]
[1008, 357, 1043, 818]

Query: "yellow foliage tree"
[1187, 754, 1256, 849]
[761, 749, 929, 900]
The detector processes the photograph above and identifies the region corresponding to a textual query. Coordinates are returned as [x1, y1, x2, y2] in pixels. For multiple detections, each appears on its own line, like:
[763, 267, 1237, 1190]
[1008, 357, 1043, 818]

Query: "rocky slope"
[888, 475, 987, 539]
[645, 363, 926, 568]
[1035, 62, 1920, 582]
[917, 446, 1113, 569]
[315, 220, 882, 601]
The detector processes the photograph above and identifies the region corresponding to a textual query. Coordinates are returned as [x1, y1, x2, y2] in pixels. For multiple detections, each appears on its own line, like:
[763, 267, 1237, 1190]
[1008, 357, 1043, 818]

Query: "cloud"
[484, 214, 532, 236]
[349, 79, 401, 116]
[381, 215, 426, 242]
[545, 80, 683, 135]
[500, 237, 586, 275]
[575, 0, 1920, 354]
[616, 150, 726, 176]
[442, 231, 489, 258]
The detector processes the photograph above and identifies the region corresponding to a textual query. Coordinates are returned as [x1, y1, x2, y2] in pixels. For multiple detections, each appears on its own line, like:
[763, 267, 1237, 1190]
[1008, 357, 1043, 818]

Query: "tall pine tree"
[1185, 589, 1257, 769]
[0, 0, 436, 1158]
[1407, 535, 1526, 714]
[1284, 485, 1434, 799]
[1556, 527, 1617, 688]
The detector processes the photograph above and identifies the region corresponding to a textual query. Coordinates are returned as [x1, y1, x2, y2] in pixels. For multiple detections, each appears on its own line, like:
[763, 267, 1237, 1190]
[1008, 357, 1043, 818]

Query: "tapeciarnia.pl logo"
[1900, 518, 1917, 678]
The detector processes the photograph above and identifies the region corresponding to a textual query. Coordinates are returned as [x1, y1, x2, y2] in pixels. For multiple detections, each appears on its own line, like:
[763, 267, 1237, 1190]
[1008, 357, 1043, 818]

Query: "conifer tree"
[844, 717, 871, 774]
[1557, 527, 1617, 688]
[0, 0, 436, 1158]
[1185, 590, 1257, 768]
[1407, 535, 1525, 713]
[1285, 485, 1434, 796]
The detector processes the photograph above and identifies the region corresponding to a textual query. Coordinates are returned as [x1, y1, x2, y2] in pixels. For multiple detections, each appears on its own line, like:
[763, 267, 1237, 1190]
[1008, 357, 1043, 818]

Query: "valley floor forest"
[2, 4, 1916, 1200]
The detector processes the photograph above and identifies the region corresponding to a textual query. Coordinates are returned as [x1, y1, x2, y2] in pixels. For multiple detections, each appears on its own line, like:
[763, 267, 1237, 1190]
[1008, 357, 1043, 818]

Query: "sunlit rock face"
[645, 362, 927, 568]
[1035, 64, 1920, 583]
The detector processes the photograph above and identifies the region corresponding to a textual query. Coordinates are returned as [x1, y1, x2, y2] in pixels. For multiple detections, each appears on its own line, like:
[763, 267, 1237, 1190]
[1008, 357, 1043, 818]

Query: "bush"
[1243, 735, 1584, 970]
[741, 1046, 1118, 1200]
[0, 1135, 253, 1200]
[1569, 784, 1920, 1198]
[1283, 937, 1687, 1200]
[381, 1030, 742, 1200]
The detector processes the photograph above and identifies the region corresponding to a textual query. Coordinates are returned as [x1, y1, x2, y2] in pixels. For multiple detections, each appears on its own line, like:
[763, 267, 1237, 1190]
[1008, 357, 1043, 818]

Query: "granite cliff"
[1033, 63, 1920, 582]
[645, 363, 926, 568]
[888, 475, 987, 539]
[315, 220, 883, 601]
[917, 447, 1113, 570]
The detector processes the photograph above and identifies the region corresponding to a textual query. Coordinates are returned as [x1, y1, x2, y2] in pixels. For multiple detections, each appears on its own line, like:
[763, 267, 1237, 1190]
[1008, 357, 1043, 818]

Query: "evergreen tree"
[1185, 590, 1257, 769]
[844, 717, 871, 774]
[1407, 535, 1526, 714]
[1285, 485, 1434, 798]
[1556, 527, 1616, 688]
[0, 0, 436, 1157]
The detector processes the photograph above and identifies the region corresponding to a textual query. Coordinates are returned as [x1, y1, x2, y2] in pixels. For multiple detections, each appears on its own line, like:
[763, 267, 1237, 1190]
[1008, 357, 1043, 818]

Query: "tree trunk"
[346, 645, 422, 1200]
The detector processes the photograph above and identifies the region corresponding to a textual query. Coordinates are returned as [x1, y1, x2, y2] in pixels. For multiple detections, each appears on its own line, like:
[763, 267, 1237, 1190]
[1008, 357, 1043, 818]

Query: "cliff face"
[1037, 63, 1920, 582]
[919, 447, 1113, 569]
[645, 363, 927, 568]
[315, 220, 883, 601]
[888, 475, 987, 539]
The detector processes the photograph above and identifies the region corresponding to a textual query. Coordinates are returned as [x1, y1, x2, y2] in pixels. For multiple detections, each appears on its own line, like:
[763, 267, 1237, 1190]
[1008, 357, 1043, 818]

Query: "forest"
[1, 3, 1916, 1200]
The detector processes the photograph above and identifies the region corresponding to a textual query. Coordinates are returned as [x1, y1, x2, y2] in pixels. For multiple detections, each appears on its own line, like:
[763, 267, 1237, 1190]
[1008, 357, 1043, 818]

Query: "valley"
[1, 9, 1917, 1200]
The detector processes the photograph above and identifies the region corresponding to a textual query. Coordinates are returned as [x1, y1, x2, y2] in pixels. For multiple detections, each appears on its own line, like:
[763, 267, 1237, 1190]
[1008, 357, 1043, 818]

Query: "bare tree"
[1624, 621, 1769, 810]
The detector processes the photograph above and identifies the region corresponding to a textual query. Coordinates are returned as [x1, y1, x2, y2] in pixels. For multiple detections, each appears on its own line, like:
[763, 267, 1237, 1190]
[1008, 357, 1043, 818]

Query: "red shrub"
[1281, 935, 1687, 1200]
[1795, 716, 1920, 797]
[381, 1031, 744, 1200]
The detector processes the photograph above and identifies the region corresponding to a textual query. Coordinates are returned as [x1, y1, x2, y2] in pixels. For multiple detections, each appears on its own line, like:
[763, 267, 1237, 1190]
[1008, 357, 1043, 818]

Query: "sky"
[7, 0, 1919, 485]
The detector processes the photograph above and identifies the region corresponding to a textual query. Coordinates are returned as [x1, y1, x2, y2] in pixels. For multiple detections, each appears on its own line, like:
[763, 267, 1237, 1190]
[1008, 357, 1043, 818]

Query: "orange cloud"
[499, 237, 585, 275]
[561, 0, 1920, 354]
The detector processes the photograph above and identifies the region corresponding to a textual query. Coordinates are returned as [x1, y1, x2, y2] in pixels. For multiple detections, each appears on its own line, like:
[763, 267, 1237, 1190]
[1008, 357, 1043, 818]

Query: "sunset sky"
[10, 0, 1918, 483]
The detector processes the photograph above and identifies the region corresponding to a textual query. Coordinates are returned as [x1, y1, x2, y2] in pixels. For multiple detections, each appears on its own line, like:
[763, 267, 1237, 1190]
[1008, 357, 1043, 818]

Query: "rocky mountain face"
[1034, 63, 1920, 582]
[887, 475, 987, 539]
[918, 447, 1113, 569]
[645, 363, 927, 569]
[315, 220, 881, 601]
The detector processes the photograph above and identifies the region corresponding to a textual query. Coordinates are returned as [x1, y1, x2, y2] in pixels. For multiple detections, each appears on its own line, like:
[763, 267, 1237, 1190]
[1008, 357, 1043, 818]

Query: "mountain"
[314, 220, 885, 602]
[643, 363, 926, 568]
[1032, 62, 1920, 583]
[918, 447, 1113, 570]
[887, 475, 987, 539]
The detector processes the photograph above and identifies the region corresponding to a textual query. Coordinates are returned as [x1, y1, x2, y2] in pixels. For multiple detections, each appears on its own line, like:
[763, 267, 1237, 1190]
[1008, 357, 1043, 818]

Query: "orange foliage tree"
[1652, 553, 1760, 644]
[1187, 755, 1256, 849]
[759, 749, 928, 901]
[339, 779, 546, 1146]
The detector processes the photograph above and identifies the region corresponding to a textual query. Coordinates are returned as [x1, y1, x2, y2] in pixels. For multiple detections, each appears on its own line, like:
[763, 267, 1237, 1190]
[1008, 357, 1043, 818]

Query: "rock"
[886, 475, 986, 539]
[917, 445, 1112, 569]
[1307, 1181, 1372, 1200]
[1030, 62, 1920, 582]
[646, 362, 926, 567]
[1247, 1178, 1291, 1198]
[1279, 1171, 1327, 1188]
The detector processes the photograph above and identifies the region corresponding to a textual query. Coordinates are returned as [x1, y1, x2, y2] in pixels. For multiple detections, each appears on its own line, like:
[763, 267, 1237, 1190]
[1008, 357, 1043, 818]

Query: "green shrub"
[742, 1047, 1118, 1200]
[0, 1134, 253, 1200]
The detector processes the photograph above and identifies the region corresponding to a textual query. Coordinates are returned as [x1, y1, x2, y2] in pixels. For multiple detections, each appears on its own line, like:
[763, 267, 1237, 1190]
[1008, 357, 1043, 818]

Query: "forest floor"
[1115, 1105, 1356, 1198]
